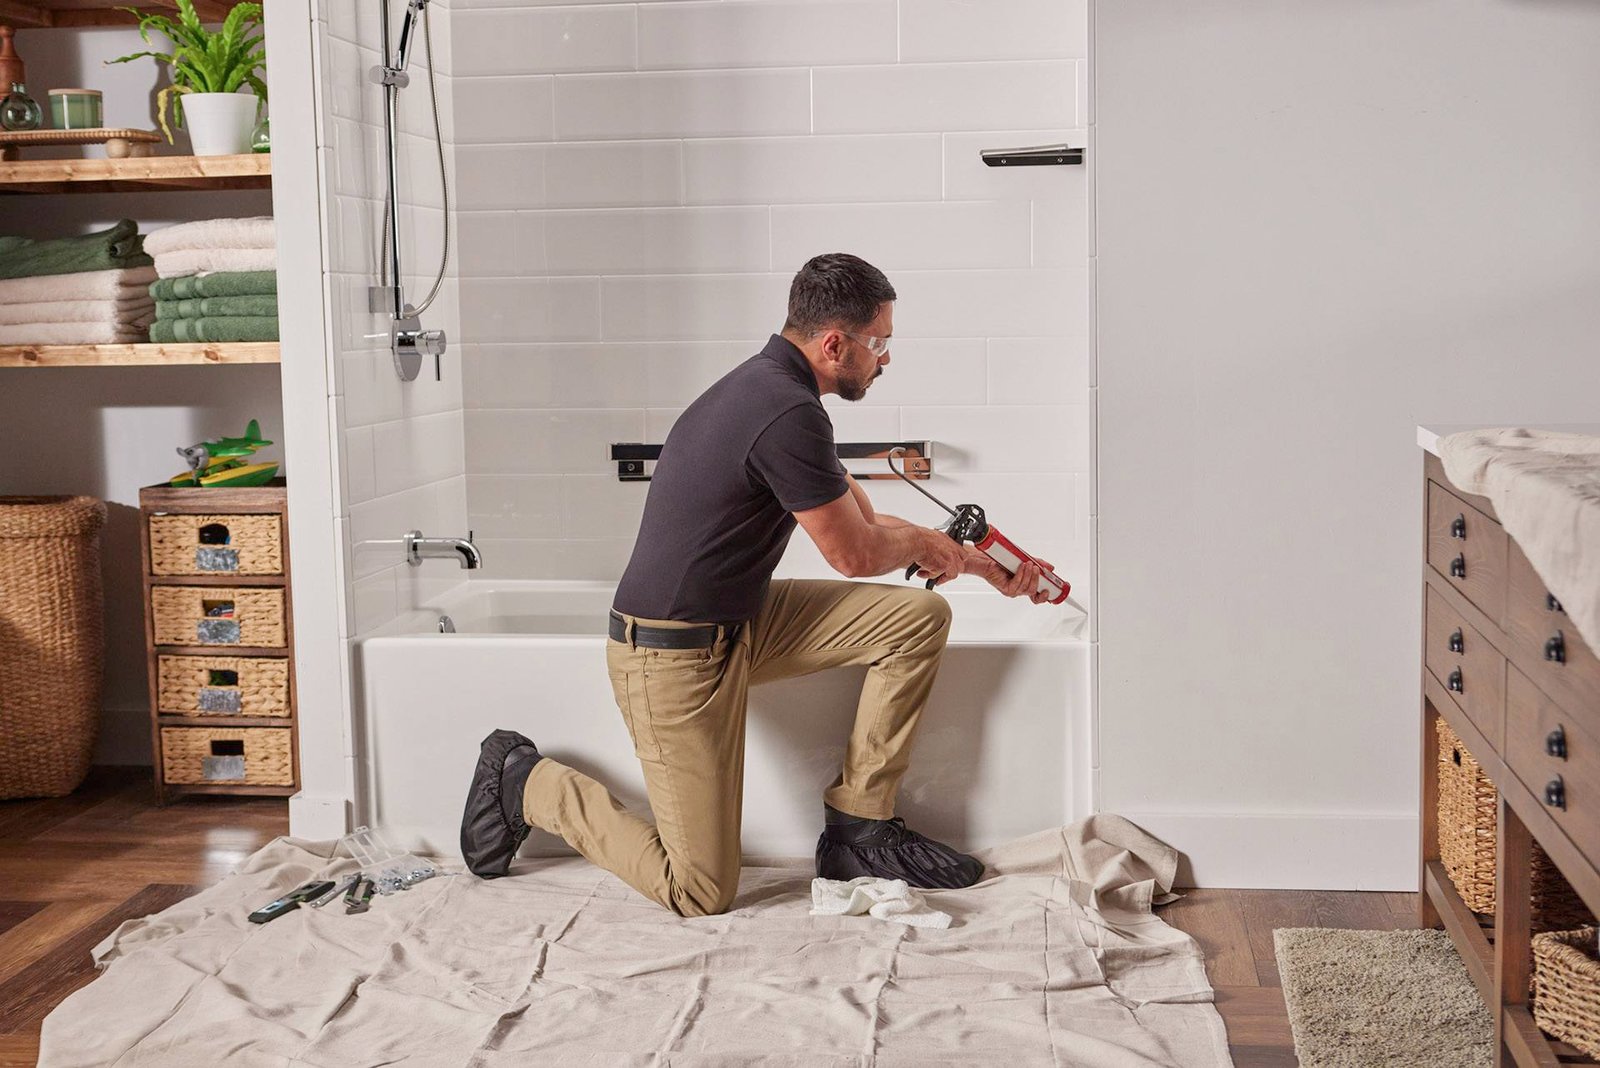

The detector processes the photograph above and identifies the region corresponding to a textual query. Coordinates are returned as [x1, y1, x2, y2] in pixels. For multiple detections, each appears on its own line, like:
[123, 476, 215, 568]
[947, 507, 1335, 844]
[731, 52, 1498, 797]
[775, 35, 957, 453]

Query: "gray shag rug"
[1273, 927, 1493, 1067]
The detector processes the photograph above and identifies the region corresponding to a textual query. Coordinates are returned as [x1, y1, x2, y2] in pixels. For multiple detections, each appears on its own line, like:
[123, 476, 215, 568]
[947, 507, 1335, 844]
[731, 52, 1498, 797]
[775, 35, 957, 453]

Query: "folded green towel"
[0, 220, 153, 281]
[149, 316, 280, 343]
[155, 294, 279, 321]
[149, 270, 278, 301]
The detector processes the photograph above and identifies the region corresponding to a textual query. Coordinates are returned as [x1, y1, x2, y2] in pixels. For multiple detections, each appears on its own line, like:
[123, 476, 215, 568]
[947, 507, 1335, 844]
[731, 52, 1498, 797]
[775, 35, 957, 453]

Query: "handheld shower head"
[393, 0, 431, 73]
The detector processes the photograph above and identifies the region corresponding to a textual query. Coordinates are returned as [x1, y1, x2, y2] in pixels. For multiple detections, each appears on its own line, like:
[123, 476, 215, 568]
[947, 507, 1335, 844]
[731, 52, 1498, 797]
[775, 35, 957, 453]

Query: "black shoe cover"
[815, 809, 984, 890]
[460, 729, 541, 879]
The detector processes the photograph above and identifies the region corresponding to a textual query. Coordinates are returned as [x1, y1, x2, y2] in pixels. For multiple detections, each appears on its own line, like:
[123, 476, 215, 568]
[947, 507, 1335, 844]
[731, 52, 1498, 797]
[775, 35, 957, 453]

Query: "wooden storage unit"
[1419, 449, 1600, 1066]
[139, 480, 297, 800]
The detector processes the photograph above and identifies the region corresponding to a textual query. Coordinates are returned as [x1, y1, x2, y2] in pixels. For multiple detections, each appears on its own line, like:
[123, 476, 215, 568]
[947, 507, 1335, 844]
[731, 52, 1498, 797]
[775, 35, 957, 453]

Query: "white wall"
[0, 25, 276, 765]
[447, 0, 1092, 600]
[1094, 1, 1600, 888]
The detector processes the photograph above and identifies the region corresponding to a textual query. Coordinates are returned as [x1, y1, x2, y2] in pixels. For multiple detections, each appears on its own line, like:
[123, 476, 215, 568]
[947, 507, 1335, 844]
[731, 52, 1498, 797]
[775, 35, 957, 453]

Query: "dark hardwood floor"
[0, 767, 1423, 1066]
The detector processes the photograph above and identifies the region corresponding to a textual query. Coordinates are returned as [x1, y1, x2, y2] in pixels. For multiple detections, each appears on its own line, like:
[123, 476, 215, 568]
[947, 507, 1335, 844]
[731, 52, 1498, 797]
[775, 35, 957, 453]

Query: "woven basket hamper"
[157, 655, 290, 717]
[0, 496, 106, 798]
[1533, 926, 1600, 1058]
[160, 727, 293, 785]
[148, 513, 283, 576]
[1436, 718, 1594, 930]
[150, 586, 285, 648]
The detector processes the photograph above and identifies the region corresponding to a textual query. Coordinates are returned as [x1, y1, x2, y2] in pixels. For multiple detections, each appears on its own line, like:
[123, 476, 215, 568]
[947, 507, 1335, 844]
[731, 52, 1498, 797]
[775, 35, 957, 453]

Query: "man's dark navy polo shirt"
[612, 334, 850, 625]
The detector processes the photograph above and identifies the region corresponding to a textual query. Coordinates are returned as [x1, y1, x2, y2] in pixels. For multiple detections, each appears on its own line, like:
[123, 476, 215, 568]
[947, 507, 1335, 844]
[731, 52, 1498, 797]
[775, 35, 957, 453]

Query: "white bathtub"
[355, 581, 1091, 858]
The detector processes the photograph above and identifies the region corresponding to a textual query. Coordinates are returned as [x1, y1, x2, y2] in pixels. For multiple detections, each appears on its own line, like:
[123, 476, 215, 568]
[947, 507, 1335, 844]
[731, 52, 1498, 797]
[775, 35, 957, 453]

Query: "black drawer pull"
[1450, 514, 1467, 539]
[1545, 633, 1566, 664]
[1449, 555, 1467, 579]
[1548, 592, 1564, 613]
[1447, 668, 1464, 693]
[1545, 776, 1566, 810]
[1448, 629, 1464, 654]
[1547, 726, 1567, 760]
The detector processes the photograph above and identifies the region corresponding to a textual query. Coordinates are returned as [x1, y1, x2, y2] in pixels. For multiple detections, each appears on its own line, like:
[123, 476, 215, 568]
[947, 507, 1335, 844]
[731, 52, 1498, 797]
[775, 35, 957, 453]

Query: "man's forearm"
[873, 512, 915, 530]
[846, 521, 933, 577]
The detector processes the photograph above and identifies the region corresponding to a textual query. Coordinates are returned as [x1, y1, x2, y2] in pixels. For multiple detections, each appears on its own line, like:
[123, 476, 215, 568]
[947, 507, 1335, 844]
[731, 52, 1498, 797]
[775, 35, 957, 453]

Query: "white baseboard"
[1113, 811, 1419, 891]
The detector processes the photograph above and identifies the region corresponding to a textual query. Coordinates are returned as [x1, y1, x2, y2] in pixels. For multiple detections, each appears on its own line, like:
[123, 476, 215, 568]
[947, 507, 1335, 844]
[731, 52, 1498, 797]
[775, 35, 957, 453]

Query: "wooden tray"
[0, 128, 162, 161]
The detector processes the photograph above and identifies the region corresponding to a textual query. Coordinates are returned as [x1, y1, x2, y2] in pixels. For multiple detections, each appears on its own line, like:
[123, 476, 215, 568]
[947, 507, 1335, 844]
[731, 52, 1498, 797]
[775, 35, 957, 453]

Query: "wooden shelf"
[0, 341, 279, 367]
[157, 715, 294, 728]
[0, 152, 270, 194]
[0, 0, 236, 29]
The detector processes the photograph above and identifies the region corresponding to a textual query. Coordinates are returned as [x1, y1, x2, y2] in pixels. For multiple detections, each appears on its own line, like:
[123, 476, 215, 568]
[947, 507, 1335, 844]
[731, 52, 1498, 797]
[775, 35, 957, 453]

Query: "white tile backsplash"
[638, 1, 897, 71]
[771, 201, 1032, 271]
[416, 0, 1090, 587]
[813, 62, 1077, 134]
[555, 69, 812, 140]
[684, 135, 944, 206]
[452, 7, 636, 76]
[899, 0, 1088, 63]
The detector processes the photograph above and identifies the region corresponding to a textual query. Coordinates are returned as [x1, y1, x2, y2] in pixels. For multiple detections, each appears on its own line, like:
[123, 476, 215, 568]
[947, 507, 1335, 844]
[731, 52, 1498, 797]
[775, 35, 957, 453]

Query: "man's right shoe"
[815, 805, 985, 890]
[460, 729, 542, 879]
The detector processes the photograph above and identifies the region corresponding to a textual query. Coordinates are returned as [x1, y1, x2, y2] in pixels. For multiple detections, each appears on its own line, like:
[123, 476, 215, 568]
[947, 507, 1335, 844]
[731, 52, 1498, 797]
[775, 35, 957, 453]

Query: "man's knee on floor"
[667, 873, 738, 918]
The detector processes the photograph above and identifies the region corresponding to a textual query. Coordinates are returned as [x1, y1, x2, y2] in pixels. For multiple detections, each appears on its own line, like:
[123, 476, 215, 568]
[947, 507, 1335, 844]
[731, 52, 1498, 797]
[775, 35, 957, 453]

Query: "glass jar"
[0, 82, 42, 132]
[249, 114, 270, 154]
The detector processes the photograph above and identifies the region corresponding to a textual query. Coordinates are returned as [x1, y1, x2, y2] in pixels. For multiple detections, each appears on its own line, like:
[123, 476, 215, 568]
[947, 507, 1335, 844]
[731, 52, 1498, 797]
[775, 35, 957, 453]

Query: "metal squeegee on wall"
[372, 0, 449, 382]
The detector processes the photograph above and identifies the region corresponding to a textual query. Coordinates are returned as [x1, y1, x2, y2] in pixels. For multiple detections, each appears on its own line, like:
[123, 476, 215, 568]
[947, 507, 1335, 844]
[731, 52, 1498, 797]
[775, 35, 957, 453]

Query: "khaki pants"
[522, 578, 952, 917]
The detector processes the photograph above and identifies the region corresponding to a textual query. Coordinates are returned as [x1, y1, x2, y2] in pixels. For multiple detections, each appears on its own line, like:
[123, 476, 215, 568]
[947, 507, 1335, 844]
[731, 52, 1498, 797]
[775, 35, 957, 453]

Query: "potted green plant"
[109, 0, 265, 157]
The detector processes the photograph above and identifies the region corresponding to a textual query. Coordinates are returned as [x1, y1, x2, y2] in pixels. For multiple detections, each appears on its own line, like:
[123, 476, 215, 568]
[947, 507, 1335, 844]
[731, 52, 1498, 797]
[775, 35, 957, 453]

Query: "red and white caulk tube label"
[975, 527, 1070, 604]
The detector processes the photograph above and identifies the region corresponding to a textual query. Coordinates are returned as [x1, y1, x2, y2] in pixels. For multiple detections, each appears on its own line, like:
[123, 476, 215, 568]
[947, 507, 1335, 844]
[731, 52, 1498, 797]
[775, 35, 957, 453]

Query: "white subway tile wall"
[319, 5, 471, 634]
[433, 0, 1093, 595]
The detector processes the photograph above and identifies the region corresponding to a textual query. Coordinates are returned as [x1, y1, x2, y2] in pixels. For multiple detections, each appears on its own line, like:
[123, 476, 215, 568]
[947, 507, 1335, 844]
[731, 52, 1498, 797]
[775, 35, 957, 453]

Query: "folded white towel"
[0, 266, 157, 305]
[809, 876, 953, 929]
[0, 297, 154, 326]
[143, 216, 275, 256]
[0, 321, 148, 345]
[154, 247, 277, 278]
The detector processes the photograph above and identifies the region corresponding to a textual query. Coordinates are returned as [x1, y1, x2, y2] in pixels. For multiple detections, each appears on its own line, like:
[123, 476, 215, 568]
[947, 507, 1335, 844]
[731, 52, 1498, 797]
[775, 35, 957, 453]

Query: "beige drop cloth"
[39, 815, 1232, 1067]
[1439, 428, 1600, 651]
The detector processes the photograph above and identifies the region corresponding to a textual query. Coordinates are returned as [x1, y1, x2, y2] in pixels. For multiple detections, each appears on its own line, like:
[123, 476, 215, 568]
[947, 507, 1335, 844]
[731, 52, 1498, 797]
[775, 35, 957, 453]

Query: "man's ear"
[819, 329, 847, 364]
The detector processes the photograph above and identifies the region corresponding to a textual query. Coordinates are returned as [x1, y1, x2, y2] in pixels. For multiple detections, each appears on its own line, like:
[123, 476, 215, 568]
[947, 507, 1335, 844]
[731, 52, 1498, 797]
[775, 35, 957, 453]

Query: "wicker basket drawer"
[148, 513, 283, 576]
[160, 727, 294, 786]
[157, 655, 290, 717]
[151, 586, 286, 648]
[1427, 481, 1508, 624]
[1533, 926, 1600, 1060]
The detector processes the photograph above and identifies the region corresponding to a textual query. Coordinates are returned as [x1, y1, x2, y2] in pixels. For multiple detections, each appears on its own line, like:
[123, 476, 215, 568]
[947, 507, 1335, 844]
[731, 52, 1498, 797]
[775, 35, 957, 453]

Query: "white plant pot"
[181, 92, 258, 157]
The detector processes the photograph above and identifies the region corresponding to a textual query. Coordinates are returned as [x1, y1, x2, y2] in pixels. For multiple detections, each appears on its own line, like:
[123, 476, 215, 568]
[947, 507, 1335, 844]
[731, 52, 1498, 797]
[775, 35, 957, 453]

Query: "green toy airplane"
[170, 419, 280, 488]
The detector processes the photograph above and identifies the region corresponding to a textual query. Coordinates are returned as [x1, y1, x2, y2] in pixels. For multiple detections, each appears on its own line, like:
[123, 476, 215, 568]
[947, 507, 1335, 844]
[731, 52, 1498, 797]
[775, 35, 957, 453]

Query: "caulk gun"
[887, 448, 1072, 605]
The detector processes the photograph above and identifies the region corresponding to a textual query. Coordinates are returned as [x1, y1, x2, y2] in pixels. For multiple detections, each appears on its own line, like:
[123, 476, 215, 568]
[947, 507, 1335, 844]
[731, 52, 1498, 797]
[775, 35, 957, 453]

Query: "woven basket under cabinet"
[0, 496, 106, 798]
[1435, 718, 1593, 931]
[148, 513, 282, 576]
[1533, 926, 1600, 1058]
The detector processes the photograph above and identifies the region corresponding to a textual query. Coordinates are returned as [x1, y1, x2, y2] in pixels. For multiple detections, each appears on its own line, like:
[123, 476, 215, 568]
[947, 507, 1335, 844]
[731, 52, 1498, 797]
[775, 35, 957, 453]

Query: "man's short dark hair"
[783, 253, 897, 336]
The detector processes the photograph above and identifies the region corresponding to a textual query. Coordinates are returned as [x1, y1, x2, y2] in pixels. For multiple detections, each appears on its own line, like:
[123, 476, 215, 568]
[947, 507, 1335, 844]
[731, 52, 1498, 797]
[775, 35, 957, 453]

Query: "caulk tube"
[974, 527, 1070, 604]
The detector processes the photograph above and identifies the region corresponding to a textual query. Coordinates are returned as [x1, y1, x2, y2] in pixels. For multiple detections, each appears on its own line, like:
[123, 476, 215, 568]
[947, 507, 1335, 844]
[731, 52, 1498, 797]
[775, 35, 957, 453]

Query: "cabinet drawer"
[1505, 665, 1600, 868]
[150, 586, 287, 649]
[1427, 481, 1508, 623]
[148, 513, 283, 576]
[1507, 542, 1600, 712]
[157, 655, 291, 716]
[1426, 586, 1506, 746]
[160, 727, 294, 786]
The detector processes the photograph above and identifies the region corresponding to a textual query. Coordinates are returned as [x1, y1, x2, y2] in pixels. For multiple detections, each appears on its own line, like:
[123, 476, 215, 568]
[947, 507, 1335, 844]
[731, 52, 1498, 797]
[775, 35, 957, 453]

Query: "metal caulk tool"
[887, 447, 1074, 606]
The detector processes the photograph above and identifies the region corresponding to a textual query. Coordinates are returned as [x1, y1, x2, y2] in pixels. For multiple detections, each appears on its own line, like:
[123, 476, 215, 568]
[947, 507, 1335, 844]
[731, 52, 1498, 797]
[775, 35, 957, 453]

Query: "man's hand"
[910, 529, 967, 586]
[963, 546, 1057, 604]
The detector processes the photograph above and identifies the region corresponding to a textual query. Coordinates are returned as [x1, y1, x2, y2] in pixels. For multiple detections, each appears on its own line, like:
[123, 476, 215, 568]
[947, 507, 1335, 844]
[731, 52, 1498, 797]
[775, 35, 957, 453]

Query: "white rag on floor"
[153, 247, 277, 278]
[37, 816, 1226, 1067]
[809, 876, 954, 928]
[0, 321, 148, 344]
[142, 216, 275, 255]
[0, 265, 156, 304]
[1439, 427, 1600, 652]
[0, 296, 153, 325]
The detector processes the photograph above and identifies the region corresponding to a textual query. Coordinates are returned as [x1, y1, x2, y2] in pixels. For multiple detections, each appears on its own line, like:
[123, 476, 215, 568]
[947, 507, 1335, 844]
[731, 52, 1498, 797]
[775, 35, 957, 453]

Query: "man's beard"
[838, 366, 882, 403]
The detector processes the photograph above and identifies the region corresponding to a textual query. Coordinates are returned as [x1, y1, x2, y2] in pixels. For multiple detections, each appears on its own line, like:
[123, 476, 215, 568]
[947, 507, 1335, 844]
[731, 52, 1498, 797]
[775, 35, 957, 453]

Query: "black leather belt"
[608, 611, 724, 649]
